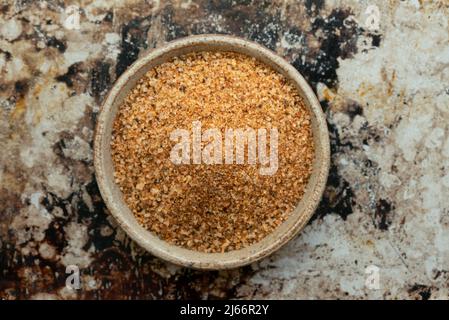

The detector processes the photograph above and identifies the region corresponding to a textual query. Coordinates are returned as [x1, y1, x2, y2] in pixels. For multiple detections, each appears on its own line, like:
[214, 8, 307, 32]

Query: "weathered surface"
[0, 0, 448, 299]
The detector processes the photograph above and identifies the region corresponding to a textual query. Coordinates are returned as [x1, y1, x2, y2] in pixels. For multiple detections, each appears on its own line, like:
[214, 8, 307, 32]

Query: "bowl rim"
[94, 34, 330, 270]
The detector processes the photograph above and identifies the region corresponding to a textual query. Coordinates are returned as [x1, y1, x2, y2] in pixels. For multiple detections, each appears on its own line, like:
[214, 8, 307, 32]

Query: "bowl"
[94, 34, 330, 270]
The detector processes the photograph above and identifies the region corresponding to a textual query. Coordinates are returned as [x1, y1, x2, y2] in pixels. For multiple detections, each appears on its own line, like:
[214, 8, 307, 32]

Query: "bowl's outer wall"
[94, 35, 330, 269]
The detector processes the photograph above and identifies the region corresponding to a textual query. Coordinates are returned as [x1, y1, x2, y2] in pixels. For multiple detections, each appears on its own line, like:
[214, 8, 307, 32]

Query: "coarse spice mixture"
[111, 51, 315, 253]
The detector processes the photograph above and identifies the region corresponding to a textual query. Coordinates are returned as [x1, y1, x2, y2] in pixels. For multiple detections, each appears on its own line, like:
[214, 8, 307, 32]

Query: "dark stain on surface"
[171, 267, 253, 300]
[55, 63, 82, 87]
[103, 11, 113, 23]
[161, 5, 188, 41]
[203, 1, 281, 50]
[370, 34, 382, 47]
[346, 101, 363, 120]
[79, 179, 116, 251]
[46, 36, 67, 53]
[116, 17, 151, 77]
[375, 199, 393, 231]
[90, 61, 111, 99]
[14, 80, 28, 95]
[314, 118, 355, 220]
[283, 26, 305, 49]
[313, 113, 357, 220]
[245, 13, 282, 51]
[0, 188, 22, 239]
[305, 0, 325, 15]
[13, 80, 29, 102]
[293, 8, 358, 89]
[44, 219, 70, 252]
[0, 48, 12, 60]
[409, 284, 432, 300]
[0, 3, 9, 14]
[41, 192, 65, 216]
[314, 163, 355, 221]
[52, 136, 70, 165]
[360, 123, 382, 147]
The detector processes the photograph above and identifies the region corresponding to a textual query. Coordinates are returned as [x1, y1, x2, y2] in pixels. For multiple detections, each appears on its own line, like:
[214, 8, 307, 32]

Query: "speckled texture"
[0, 0, 448, 300]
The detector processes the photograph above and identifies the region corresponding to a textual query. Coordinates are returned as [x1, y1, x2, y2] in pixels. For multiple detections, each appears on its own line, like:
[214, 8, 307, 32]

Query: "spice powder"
[111, 51, 314, 253]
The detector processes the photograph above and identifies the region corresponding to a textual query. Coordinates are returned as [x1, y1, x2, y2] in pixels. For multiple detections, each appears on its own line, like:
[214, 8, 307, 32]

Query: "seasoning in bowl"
[110, 51, 314, 253]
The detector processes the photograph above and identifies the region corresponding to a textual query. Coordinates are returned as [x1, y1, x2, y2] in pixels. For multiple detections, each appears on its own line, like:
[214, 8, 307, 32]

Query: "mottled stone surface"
[0, 0, 448, 300]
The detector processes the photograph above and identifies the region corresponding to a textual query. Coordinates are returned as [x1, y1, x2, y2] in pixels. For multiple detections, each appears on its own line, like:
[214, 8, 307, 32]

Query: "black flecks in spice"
[206, 0, 256, 12]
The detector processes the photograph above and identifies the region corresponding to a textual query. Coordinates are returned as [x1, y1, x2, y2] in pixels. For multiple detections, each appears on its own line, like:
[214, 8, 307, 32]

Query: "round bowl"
[94, 34, 330, 270]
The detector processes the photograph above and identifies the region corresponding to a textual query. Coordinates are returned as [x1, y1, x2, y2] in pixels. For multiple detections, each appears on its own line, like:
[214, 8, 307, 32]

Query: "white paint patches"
[11, 206, 52, 245]
[47, 168, 72, 198]
[60, 222, 93, 269]
[419, 174, 443, 210]
[5, 56, 28, 82]
[62, 136, 92, 162]
[443, 138, 449, 158]
[104, 32, 120, 45]
[29, 192, 43, 209]
[442, 174, 449, 188]
[103, 33, 122, 60]
[0, 52, 6, 73]
[0, 18, 23, 41]
[81, 186, 95, 212]
[39, 242, 57, 260]
[63, 41, 102, 68]
[394, 110, 434, 162]
[425, 128, 445, 149]
[379, 172, 401, 189]
[244, 214, 408, 299]
[20, 86, 92, 171]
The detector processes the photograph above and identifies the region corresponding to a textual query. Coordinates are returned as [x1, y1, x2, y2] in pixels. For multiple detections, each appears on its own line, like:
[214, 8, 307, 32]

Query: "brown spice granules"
[111, 51, 314, 253]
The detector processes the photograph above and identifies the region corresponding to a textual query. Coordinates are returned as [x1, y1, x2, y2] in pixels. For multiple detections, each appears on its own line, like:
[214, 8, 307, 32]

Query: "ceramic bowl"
[94, 34, 330, 270]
